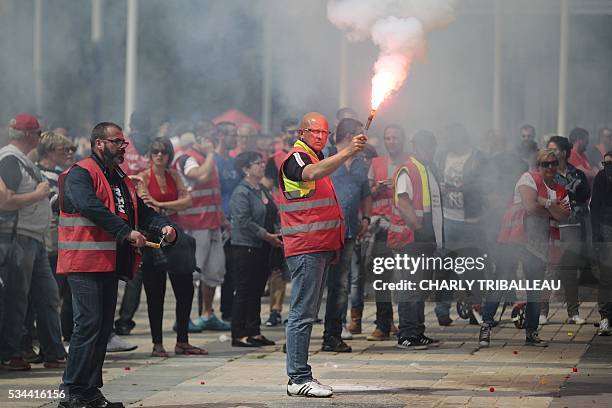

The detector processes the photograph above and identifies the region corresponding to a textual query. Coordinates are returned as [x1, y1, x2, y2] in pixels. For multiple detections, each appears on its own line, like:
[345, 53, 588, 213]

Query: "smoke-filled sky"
[0, 0, 611, 147]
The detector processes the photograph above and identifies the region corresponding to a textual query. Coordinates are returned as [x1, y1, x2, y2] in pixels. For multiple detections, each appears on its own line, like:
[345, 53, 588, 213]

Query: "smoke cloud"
[328, 0, 457, 109]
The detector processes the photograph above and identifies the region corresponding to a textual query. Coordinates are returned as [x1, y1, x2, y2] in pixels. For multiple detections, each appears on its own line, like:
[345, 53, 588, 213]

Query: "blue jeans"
[60, 272, 118, 402]
[324, 239, 355, 340]
[0, 234, 64, 361]
[349, 241, 365, 311]
[286, 251, 334, 384]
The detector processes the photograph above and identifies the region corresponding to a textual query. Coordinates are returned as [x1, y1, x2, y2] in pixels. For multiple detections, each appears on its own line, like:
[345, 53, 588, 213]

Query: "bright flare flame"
[371, 71, 395, 110]
[370, 54, 410, 110]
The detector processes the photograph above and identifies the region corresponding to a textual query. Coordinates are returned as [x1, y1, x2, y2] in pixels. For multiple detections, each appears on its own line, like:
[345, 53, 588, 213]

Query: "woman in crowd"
[230, 151, 282, 347]
[135, 137, 205, 356]
[541, 136, 590, 325]
[486, 149, 570, 347]
[590, 151, 612, 336]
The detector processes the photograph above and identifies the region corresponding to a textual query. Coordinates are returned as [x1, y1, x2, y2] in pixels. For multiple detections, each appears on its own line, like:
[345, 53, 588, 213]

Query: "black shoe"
[416, 334, 441, 347]
[396, 337, 427, 350]
[282, 343, 287, 353]
[58, 397, 89, 408]
[88, 396, 125, 408]
[114, 320, 135, 336]
[321, 336, 352, 352]
[250, 336, 275, 346]
[525, 332, 548, 347]
[265, 310, 282, 327]
[437, 315, 453, 326]
[22, 347, 43, 364]
[232, 338, 260, 348]
[479, 324, 491, 348]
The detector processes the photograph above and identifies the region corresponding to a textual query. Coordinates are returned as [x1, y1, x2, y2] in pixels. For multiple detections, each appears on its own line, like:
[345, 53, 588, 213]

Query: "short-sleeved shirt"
[281, 150, 324, 182]
[513, 172, 570, 206]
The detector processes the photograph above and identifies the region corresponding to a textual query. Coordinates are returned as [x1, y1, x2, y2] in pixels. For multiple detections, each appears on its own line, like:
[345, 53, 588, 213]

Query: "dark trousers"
[483, 246, 543, 333]
[50, 254, 74, 342]
[371, 235, 394, 333]
[142, 261, 194, 344]
[220, 240, 234, 320]
[61, 272, 118, 402]
[396, 242, 435, 339]
[116, 268, 142, 327]
[230, 245, 269, 339]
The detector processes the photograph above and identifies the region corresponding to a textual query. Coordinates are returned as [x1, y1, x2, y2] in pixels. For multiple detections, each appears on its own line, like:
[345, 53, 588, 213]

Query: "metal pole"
[91, 0, 103, 43]
[33, 0, 43, 115]
[492, 0, 502, 131]
[91, 0, 103, 121]
[339, 35, 348, 109]
[557, 0, 569, 136]
[261, 14, 271, 134]
[124, 0, 139, 131]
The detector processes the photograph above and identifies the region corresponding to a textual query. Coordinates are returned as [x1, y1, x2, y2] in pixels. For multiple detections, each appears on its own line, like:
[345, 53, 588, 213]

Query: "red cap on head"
[9, 114, 41, 131]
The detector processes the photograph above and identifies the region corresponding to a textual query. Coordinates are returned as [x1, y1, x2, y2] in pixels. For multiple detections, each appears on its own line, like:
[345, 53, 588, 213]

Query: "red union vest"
[120, 134, 150, 176]
[387, 157, 427, 250]
[278, 140, 344, 257]
[498, 171, 565, 263]
[57, 157, 140, 275]
[174, 148, 223, 230]
[370, 155, 409, 217]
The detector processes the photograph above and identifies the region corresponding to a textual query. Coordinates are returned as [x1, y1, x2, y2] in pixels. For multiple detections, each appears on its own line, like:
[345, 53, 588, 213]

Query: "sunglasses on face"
[602, 161, 612, 167]
[151, 149, 169, 156]
[102, 138, 129, 148]
[538, 160, 559, 168]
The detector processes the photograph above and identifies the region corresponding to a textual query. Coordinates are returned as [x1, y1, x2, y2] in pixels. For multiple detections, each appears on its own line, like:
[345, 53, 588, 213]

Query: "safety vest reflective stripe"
[59, 217, 96, 227]
[281, 219, 342, 235]
[178, 205, 220, 215]
[58, 241, 116, 251]
[373, 198, 392, 208]
[190, 188, 220, 198]
[391, 207, 426, 216]
[388, 224, 406, 233]
[278, 197, 336, 212]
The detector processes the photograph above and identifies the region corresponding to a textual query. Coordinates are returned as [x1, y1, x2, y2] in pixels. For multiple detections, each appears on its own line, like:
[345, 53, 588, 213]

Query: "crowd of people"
[0, 108, 611, 403]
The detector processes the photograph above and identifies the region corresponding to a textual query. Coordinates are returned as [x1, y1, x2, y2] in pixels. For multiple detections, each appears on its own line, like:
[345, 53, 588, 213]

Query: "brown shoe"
[366, 328, 390, 341]
[348, 309, 362, 334]
[43, 359, 66, 369]
[1, 358, 31, 371]
[390, 322, 399, 336]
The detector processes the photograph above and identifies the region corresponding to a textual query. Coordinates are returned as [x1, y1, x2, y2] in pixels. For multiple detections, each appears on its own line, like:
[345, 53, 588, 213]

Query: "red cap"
[9, 114, 40, 131]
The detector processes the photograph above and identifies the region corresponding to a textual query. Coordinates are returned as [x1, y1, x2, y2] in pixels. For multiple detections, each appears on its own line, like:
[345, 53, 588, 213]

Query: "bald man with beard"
[278, 112, 366, 397]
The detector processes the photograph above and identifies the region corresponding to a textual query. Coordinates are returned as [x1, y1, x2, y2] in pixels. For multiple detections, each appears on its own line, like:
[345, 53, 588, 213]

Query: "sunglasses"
[102, 138, 129, 148]
[151, 149, 169, 156]
[538, 160, 559, 168]
[602, 161, 612, 167]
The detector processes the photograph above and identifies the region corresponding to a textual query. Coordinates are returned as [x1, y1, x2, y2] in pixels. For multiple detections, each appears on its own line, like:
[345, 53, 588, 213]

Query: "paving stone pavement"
[0, 285, 610, 408]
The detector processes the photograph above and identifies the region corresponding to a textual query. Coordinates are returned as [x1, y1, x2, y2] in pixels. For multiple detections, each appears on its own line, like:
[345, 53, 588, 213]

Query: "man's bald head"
[299, 112, 330, 152]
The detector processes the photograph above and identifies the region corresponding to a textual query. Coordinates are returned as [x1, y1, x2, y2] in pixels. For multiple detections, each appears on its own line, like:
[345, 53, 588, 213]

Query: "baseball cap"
[9, 113, 41, 131]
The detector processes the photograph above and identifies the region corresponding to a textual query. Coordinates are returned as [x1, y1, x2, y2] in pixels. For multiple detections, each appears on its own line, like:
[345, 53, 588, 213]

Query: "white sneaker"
[598, 318, 610, 336]
[287, 379, 333, 397]
[567, 315, 586, 325]
[539, 315, 548, 325]
[107, 333, 138, 352]
[341, 325, 353, 340]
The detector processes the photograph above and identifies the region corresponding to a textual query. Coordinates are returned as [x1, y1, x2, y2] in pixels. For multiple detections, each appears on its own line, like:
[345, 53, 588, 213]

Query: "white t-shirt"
[179, 156, 200, 191]
[442, 151, 471, 222]
[513, 172, 569, 206]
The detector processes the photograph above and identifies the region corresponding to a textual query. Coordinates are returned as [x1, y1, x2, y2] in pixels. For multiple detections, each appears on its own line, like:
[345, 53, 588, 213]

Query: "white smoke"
[327, 0, 457, 108]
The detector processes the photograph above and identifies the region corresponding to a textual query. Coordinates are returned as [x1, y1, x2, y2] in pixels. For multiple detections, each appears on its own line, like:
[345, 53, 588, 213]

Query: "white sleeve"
[516, 172, 537, 191]
[183, 157, 200, 175]
[395, 170, 413, 200]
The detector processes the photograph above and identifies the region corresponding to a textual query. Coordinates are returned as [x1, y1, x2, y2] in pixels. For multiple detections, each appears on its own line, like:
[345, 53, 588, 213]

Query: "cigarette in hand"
[144, 241, 161, 248]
